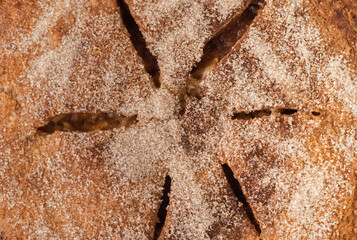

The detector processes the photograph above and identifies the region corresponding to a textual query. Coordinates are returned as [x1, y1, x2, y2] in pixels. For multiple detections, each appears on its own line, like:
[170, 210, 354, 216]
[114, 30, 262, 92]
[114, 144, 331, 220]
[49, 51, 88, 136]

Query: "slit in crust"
[37, 113, 138, 133]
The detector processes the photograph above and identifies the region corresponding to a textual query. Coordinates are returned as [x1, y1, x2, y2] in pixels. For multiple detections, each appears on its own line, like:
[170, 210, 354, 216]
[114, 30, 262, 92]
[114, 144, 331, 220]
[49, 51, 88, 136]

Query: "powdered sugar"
[0, 0, 355, 239]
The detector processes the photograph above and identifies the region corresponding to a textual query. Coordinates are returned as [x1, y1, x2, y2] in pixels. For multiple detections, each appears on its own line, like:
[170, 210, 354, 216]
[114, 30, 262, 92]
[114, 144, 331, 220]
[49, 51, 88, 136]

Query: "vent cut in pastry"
[0, 0, 356, 239]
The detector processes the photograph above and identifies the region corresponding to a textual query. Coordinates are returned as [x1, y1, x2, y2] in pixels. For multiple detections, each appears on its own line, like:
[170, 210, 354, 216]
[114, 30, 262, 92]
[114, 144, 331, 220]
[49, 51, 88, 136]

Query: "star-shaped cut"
[0, 0, 356, 239]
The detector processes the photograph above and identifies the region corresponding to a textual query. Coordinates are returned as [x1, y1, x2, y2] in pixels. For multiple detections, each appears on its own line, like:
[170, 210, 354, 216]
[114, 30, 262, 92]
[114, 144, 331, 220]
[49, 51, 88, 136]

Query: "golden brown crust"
[219, 113, 356, 239]
[0, 1, 257, 239]
[125, 0, 252, 92]
[0, 0, 155, 135]
[200, 0, 356, 116]
[311, 0, 357, 58]
[0, 0, 170, 238]
[0, 0, 356, 239]
[159, 147, 259, 239]
[1, 121, 175, 239]
[185, 0, 357, 238]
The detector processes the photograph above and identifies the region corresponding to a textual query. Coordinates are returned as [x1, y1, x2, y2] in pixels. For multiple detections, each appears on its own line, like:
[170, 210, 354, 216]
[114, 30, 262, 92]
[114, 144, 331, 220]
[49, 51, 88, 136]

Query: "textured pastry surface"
[0, 0, 356, 239]
[0, 0, 256, 239]
[125, 0, 252, 92]
[191, 0, 357, 238]
[0, 0, 156, 134]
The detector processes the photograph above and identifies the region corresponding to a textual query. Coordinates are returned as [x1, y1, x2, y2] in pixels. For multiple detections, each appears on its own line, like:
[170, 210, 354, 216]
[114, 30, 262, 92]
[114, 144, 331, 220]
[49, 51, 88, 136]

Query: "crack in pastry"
[179, 0, 265, 115]
[311, 111, 321, 116]
[153, 175, 171, 240]
[189, 0, 265, 91]
[222, 164, 262, 235]
[117, 0, 161, 88]
[231, 108, 320, 120]
[37, 113, 138, 133]
[232, 109, 272, 120]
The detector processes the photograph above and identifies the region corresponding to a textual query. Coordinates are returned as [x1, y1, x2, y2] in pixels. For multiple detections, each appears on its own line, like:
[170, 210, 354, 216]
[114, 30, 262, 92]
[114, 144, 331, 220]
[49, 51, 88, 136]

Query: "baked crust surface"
[0, 0, 356, 239]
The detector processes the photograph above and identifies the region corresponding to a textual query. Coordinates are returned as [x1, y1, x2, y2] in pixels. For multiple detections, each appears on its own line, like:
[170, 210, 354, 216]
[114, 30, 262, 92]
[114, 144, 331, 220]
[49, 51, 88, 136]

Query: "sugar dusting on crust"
[202, 0, 356, 117]
[0, 0, 177, 239]
[126, 0, 250, 91]
[322, 56, 357, 116]
[175, 96, 259, 239]
[164, 148, 258, 239]
[218, 113, 356, 239]
[1, 0, 155, 134]
[0, 121, 180, 239]
[196, 0, 357, 238]
[0, 0, 356, 239]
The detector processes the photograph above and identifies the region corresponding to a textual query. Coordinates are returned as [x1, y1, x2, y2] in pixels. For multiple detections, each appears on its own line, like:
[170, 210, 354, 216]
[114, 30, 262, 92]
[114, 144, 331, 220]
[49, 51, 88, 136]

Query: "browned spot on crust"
[48, 14, 76, 49]
[311, 0, 357, 57]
